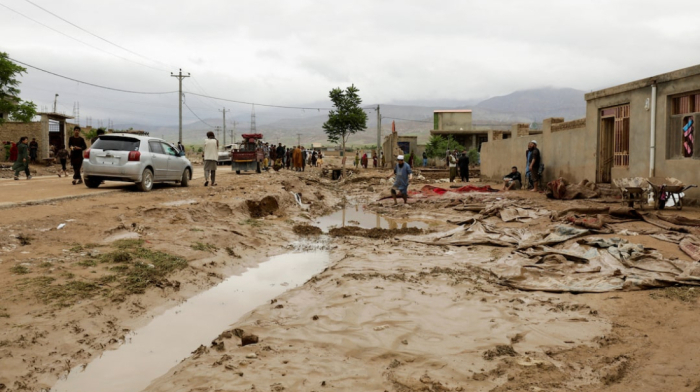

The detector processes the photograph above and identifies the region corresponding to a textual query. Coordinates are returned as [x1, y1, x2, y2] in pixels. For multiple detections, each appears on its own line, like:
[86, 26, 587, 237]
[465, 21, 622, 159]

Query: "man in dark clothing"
[29, 138, 38, 163]
[457, 152, 469, 182]
[69, 126, 87, 185]
[502, 166, 522, 191]
[276, 143, 285, 160]
[90, 129, 105, 144]
[528, 140, 542, 192]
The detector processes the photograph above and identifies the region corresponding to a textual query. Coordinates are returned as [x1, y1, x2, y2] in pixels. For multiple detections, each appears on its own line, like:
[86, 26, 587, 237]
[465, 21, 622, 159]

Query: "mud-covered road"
[2, 161, 700, 392]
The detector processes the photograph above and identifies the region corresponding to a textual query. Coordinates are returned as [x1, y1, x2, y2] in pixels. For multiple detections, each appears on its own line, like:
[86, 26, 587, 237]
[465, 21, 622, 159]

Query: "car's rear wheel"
[136, 169, 154, 192]
[84, 178, 101, 188]
[181, 168, 190, 187]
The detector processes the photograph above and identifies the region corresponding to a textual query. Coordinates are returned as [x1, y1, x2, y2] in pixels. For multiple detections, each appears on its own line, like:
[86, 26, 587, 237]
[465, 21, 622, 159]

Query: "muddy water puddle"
[51, 251, 329, 392]
[315, 205, 434, 232]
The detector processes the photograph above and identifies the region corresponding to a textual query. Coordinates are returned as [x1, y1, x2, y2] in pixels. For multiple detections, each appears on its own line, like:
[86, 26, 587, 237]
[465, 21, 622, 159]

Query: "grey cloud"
[2, 0, 699, 128]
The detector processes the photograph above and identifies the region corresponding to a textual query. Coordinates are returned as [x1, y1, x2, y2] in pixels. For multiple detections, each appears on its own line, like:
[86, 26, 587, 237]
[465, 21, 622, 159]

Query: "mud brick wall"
[551, 118, 586, 132]
[0, 122, 42, 162]
[481, 117, 594, 184]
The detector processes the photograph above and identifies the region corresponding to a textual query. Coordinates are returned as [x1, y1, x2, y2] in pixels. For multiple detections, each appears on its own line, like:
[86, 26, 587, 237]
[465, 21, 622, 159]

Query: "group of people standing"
[354, 151, 382, 169]
[446, 149, 470, 183]
[4, 138, 38, 164]
[9, 126, 87, 183]
[270, 144, 322, 172]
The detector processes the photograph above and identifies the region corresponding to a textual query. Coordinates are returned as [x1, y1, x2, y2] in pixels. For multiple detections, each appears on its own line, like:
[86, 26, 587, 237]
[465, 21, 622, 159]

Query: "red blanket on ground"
[408, 185, 497, 197]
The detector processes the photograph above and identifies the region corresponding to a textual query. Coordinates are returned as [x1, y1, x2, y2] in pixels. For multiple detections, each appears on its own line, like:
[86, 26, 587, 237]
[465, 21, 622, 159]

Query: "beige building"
[430, 109, 508, 150]
[0, 112, 76, 162]
[481, 63, 700, 202]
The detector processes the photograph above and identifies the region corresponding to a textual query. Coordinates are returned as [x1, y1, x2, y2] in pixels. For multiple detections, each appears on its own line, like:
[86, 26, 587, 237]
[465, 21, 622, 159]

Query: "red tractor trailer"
[232, 133, 263, 174]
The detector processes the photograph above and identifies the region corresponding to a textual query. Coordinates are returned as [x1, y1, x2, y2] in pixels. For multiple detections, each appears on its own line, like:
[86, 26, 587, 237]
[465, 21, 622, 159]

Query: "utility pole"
[297, 133, 302, 147]
[219, 107, 230, 146]
[376, 105, 381, 161]
[53, 94, 59, 113]
[170, 69, 190, 144]
[215, 126, 221, 141]
[250, 104, 257, 133]
[230, 121, 237, 144]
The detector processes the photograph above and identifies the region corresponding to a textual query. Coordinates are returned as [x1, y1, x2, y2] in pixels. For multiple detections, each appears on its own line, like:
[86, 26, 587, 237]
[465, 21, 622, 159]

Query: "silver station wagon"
[82, 134, 193, 192]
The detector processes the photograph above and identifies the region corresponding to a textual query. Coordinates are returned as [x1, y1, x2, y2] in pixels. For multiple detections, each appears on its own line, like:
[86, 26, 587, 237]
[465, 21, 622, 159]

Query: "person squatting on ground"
[502, 166, 522, 191]
[12, 136, 31, 180]
[56, 145, 69, 177]
[68, 126, 87, 185]
[387, 154, 413, 205]
[203, 131, 219, 186]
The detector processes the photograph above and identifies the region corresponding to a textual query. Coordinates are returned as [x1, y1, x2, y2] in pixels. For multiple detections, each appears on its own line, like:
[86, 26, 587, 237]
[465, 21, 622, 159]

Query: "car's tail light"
[83, 149, 90, 159]
[128, 151, 141, 161]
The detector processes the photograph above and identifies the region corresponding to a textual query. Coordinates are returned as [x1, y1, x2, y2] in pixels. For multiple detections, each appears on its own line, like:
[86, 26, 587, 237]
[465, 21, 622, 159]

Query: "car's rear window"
[92, 137, 140, 151]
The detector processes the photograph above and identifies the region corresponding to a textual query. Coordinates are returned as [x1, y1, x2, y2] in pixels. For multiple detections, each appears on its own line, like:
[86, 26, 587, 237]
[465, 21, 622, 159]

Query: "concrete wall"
[437, 112, 472, 131]
[481, 118, 594, 184]
[543, 118, 595, 182]
[481, 134, 542, 181]
[585, 68, 700, 201]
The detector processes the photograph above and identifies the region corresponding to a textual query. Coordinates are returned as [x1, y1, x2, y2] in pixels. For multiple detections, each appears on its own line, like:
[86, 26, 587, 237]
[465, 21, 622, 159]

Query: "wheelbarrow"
[618, 186, 647, 210]
[646, 180, 697, 210]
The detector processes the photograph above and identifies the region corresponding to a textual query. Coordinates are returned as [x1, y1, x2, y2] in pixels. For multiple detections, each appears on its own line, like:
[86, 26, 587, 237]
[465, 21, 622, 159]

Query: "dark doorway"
[48, 120, 65, 149]
[598, 117, 615, 183]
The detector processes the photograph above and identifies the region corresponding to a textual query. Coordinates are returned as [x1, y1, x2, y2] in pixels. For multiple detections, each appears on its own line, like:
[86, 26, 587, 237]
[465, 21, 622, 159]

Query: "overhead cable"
[184, 91, 332, 111]
[381, 116, 432, 123]
[8, 57, 178, 95]
[183, 100, 215, 128]
[0, 2, 166, 72]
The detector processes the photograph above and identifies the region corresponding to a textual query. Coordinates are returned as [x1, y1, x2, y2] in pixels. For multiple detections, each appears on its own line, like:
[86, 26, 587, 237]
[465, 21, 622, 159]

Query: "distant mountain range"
[124, 87, 586, 146]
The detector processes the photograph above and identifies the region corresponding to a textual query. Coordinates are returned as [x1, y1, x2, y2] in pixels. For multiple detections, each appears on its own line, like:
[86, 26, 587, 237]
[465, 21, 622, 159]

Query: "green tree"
[322, 84, 368, 177]
[424, 135, 463, 159]
[0, 52, 37, 125]
[467, 148, 480, 165]
[83, 127, 105, 142]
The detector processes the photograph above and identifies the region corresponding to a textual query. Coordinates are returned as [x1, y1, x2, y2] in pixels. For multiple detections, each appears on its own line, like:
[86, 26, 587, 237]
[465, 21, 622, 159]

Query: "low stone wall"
[551, 118, 586, 132]
[481, 117, 595, 185]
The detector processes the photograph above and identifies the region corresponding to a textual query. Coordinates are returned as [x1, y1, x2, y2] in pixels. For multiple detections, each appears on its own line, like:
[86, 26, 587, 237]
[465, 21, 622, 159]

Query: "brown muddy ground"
[3, 161, 700, 391]
[0, 165, 340, 391]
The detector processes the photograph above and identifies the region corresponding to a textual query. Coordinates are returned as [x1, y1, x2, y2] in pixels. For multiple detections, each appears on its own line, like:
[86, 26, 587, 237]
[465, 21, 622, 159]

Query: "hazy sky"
[2, 0, 700, 127]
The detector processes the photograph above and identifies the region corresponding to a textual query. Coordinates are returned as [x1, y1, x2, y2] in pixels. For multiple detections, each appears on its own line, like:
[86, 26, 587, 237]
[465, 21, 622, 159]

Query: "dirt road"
[0, 170, 205, 207]
[2, 164, 700, 392]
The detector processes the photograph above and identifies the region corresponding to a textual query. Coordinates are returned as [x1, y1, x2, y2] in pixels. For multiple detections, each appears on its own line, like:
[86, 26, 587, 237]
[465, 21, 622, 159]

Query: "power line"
[184, 91, 332, 111]
[11, 55, 331, 111]
[381, 116, 432, 123]
[190, 76, 222, 110]
[8, 57, 178, 95]
[183, 100, 215, 128]
[23, 0, 169, 71]
[0, 2, 165, 72]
